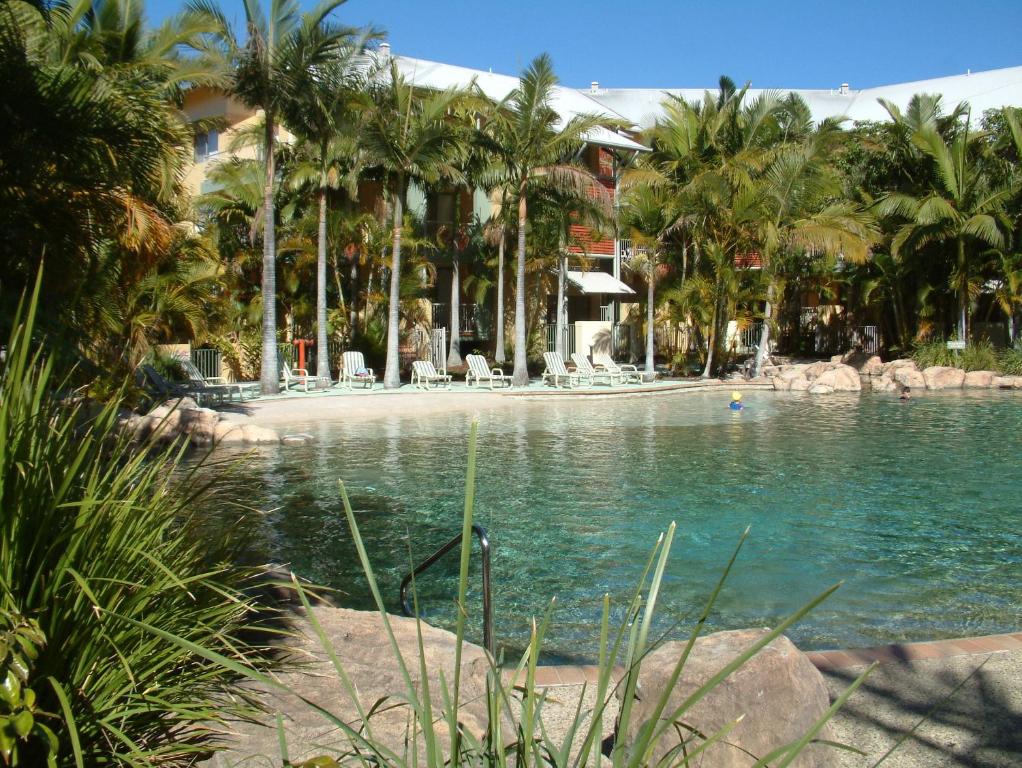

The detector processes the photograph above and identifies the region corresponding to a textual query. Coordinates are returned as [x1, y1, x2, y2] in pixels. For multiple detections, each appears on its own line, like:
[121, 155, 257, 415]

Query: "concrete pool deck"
[214, 377, 775, 428]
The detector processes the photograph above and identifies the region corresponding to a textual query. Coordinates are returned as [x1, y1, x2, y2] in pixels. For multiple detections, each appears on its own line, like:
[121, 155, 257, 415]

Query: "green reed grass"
[0, 273, 275, 766]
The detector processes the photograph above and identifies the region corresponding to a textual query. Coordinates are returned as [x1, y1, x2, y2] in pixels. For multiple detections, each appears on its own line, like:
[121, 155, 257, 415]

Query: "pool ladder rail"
[399, 524, 495, 656]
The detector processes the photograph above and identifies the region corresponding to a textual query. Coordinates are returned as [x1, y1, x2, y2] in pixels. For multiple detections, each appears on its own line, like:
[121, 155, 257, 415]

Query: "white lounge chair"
[542, 352, 585, 389]
[411, 360, 452, 390]
[465, 354, 512, 389]
[341, 351, 376, 389]
[281, 359, 316, 392]
[593, 352, 644, 384]
[571, 352, 623, 386]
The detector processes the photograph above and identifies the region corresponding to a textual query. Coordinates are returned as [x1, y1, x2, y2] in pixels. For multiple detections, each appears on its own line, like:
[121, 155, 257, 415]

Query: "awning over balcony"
[566, 271, 635, 295]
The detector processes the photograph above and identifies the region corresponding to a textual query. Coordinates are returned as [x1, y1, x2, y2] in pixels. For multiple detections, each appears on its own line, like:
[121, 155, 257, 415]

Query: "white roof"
[585, 65, 1022, 128]
[566, 270, 635, 295]
[391, 55, 649, 152]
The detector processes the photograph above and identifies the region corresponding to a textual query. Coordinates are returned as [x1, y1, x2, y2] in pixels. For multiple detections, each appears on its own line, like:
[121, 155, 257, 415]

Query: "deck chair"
[341, 351, 376, 389]
[542, 352, 585, 389]
[178, 357, 249, 401]
[280, 358, 315, 392]
[411, 360, 452, 390]
[140, 364, 222, 406]
[593, 352, 644, 384]
[465, 355, 512, 389]
[571, 352, 623, 386]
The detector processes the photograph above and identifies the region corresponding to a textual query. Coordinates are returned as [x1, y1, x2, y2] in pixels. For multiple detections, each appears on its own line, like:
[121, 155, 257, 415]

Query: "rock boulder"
[893, 366, 925, 389]
[812, 364, 861, 392]
[617, 629, 832, 768]
[964, 370, 996, 388]
[206, 608, 507, 767]
[922, 366, 965, 390]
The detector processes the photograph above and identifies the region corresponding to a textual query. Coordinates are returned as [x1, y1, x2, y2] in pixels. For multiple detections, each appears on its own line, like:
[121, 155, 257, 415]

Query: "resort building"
[182, 56, 1022, 363]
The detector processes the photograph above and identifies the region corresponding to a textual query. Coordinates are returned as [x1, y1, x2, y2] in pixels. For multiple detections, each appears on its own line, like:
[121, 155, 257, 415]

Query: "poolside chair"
[140, 364, 222, 406]
[542, 352, 585, 389]
[465, 355, 512, 390]
[280, 359, 315, 392]
[411, 360, 452, 390]
[593, 352, 644, 384]
[571, 352, 623, 386]
[341, 351, 376, 389]
[178, 357, 249, 402]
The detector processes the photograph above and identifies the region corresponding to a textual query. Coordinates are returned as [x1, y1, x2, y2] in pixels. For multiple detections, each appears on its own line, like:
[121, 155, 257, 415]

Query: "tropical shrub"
[0, 283, 273, 766]
[999, 343, 1022, 375]
[959, 340, 1000, 372]
[0, 609, 58, 767]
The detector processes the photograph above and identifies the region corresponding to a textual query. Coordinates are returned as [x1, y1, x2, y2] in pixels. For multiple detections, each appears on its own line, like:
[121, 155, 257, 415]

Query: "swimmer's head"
[731, 391, 742, 402]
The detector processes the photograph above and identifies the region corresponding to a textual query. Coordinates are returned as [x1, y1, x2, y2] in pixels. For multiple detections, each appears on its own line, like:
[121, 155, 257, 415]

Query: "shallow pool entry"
[194, 389, 1022, 660]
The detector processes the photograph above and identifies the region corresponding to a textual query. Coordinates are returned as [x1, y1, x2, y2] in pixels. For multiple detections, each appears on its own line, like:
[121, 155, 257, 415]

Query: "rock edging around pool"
[120, 396, 287, 446]
[207, 606, 832, 768]
[769, 353, 1022, 394]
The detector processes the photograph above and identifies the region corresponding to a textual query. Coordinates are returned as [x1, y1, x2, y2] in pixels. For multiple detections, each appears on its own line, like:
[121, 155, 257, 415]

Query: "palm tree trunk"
[447, 191, 465, 368]
[753, 281, 775, 377]
[645, 255, 655, 373]
[447, 250, 462, 367]
[316, 181, 331, 380]
[555, 253, 566, 359]
[384, 181, 404, 388]
[512, 183, 529, 386]
[495, 226, 506, 363]
[259, 114, 278, 395]
[957, 236, 968, 342]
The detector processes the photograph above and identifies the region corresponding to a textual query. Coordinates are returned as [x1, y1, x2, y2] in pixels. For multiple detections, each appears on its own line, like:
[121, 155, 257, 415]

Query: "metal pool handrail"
[399, 524, 494, 656]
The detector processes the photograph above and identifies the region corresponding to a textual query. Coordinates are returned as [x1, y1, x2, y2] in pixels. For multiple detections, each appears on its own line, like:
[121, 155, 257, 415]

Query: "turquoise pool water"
[199, 390, 1022, 660]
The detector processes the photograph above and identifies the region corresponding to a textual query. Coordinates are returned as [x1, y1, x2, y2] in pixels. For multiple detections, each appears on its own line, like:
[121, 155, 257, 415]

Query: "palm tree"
[876, 118, 1010, 341]
[230, 0, 355, 394]
[359, 59, 467, 388]
[620, 185, 673, 372]
[283, 37, 376, 379]
[483, 54, 609, 385]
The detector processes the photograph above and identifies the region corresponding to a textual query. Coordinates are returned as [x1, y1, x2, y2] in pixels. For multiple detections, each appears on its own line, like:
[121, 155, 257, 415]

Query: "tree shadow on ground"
[823, 652, 1022, 767]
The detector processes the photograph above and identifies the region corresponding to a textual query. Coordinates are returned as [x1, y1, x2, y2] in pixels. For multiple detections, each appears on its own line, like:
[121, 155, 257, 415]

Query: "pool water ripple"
[195, 389, 1022, 661]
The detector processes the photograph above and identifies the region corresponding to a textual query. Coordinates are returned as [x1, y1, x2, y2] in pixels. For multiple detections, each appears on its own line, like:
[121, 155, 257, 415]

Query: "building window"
[194, 130, 219, 162]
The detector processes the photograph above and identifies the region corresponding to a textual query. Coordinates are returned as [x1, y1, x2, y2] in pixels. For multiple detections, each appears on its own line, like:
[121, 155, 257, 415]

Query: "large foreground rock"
[892, 366, 925, 389]
[206, 607, 507, 767]
[617, 629, 832, 768]
[922, 366, 965, 390]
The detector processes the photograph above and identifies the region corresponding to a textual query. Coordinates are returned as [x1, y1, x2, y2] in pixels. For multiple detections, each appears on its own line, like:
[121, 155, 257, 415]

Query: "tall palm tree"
[230, 0, 354, 394]
[876, 119, 1010, 341]
[483, 54, 608, 385]
[620, 185, 673, 372]
[359, 59, 467, 388]
[283, 36, 376, 379]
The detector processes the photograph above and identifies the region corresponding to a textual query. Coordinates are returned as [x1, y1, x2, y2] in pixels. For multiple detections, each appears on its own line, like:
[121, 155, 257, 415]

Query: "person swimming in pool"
[729, 391, 744, 411]
[900, 386, 911, 400]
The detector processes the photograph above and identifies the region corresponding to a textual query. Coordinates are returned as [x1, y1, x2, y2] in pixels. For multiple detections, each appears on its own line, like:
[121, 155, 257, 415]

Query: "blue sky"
[150, 0, 1022, 90]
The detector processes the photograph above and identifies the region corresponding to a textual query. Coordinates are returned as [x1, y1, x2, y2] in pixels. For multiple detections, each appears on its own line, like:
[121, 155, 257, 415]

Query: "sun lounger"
[178, 357, 252, 401]
[341, 351, 376, 389]
[593, 352, 644, 383]
[140, 363, 223, 406]
[465, 354, 512, 389]
[411, 360, 452, 390]
[571, 352, 623, 386]
[542, 352, 585, 389]
[281, 359, 315, 392]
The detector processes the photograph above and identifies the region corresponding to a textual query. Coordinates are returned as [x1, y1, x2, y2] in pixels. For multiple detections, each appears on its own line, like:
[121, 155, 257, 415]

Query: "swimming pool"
[199, 389, 1022, 661]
